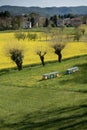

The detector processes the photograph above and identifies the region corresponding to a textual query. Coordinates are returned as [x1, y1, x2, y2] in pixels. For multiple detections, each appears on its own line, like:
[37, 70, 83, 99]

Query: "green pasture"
[0, 55, 87, 130]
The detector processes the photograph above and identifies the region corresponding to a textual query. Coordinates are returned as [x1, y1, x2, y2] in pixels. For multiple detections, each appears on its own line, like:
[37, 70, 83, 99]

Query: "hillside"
[0, 5, 87, 16]
[0, 55, 87, 130]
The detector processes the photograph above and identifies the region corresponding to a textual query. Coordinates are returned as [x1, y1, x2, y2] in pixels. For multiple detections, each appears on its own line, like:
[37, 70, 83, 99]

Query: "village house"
[57, 19, 64, 26]
[70, 17, 82, 26]
[64, 17, 82, 27]
[22, 17, 32, 29]
[64, 18, 71, 26]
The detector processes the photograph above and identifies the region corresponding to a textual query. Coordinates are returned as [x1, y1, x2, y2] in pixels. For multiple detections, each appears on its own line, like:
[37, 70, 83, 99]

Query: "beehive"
[43, 71, 60, 80]
[66, 66, 79, 74]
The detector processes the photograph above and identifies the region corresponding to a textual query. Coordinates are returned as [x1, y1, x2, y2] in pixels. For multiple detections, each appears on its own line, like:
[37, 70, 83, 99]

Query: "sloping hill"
[0, 5, 87, 16]
[0, 55, 87, 130]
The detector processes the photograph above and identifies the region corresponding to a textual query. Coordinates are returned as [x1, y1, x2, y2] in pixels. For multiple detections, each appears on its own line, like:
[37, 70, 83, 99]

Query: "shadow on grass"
[0, 104, 87, 130]
[0, 69, 10, 76]
[0, 54, 87, 77]
[0, 67, 18, 76]
[59, 63, 87, 86]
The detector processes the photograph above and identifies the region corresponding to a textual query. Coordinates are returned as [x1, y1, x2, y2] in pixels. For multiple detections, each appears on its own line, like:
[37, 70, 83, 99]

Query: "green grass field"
[0, 55, 87, 130]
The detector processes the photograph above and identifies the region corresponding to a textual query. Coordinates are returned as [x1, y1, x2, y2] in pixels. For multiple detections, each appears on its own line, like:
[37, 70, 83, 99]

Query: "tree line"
[0, 11, 11, 17]
[0, 11, 87, 30]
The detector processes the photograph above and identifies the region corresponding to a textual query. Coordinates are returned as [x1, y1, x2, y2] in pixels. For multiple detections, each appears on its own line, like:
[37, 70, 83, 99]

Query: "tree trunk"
[40, 56, 45, 66]
[55, 50, 62, 63]
[16, 61, 22, 71]
[58, 53, 62, 62]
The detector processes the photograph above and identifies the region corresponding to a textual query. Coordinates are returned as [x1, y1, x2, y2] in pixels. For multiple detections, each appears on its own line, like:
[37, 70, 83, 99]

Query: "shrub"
[14, 32, 26, 41]
[27, 33, 38, 41]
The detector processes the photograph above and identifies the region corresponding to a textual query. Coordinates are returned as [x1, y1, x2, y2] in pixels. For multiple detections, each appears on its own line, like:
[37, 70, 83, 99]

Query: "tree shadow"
[0, 69, 10, 76]
[1, 104, 87, 130]
[59, 63, 87, 86]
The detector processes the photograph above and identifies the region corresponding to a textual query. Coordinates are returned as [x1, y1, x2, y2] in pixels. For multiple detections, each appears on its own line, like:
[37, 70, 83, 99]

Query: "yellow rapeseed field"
[0, 31, 87, 69]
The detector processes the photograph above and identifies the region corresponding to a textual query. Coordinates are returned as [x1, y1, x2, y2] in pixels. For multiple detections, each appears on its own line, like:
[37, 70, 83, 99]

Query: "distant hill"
[0, 5, 87, 16]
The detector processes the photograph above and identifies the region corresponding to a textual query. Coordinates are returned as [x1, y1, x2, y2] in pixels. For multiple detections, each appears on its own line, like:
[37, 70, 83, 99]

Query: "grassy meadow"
[0, 26, 87, 130]
[0, 55, 87, 130]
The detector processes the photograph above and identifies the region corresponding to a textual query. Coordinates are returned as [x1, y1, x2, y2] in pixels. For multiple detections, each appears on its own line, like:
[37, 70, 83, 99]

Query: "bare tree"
[27, 33, 38, 41]
[81, 28, 85, 35]
[51, 31, 66, 62]
[73, 29, 82, 41]
[36, 50, 47, 66]
[5, 43, 24, 70]
[14, 32, 26, 41]
[9, 48, 24, 70]
[52, 43, 65, 62]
